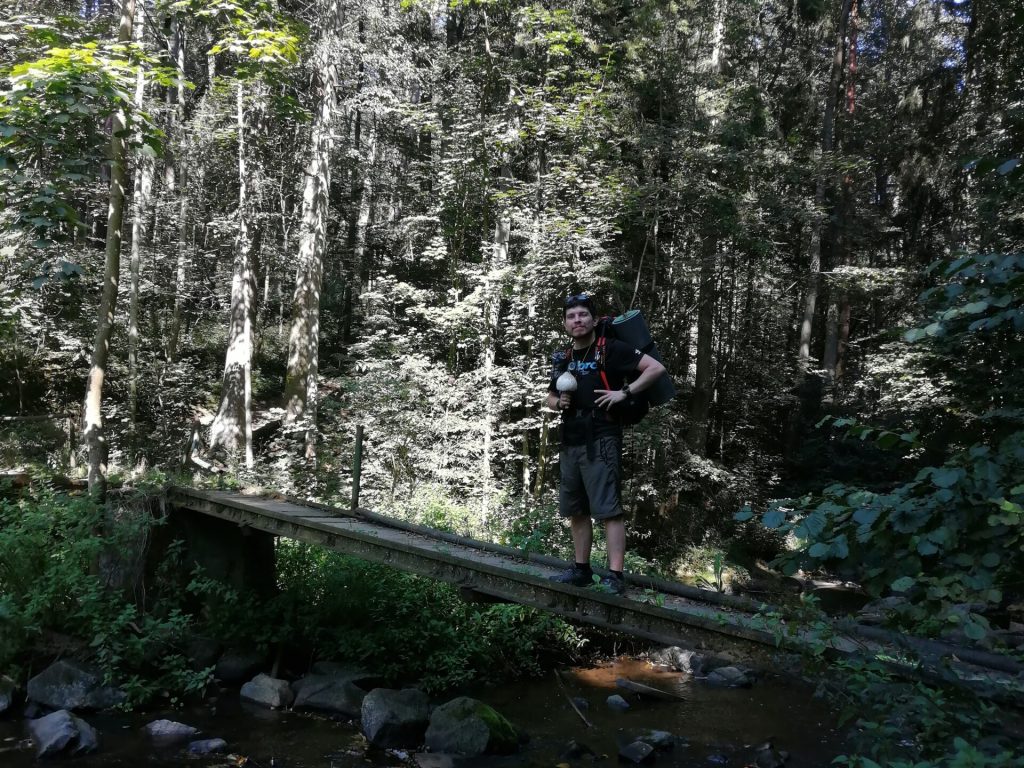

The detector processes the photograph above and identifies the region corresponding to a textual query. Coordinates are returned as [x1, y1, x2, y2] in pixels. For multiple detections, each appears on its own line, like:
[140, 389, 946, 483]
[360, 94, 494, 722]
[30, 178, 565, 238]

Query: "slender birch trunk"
[127, 6, 153, 455]
[82, 0, 136, 496]
[168, 20, 189, 361]
[209, 83, 255, 468]
[480, 201, 510, 524]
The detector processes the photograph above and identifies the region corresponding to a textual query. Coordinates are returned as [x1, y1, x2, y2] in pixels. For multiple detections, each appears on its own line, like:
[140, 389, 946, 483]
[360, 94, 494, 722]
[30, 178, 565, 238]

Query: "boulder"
[71, 715, 100, 755]
[0, 675, 17, 714]
[618, 740, 655, 764]
[561, 740, 597, 759]
[214, 652, 263, 684]
[308, 662, 386, 690]
[240, 673, 294, 709]
[606, 694, 630, 711]
[637, 730, 676, 750]
[26, 660, 126, 711]
[650, 646, 734, 676]
[650, 646, 697, 672]
[27, 709, 99, 757]
[188, 738, 229, 755]
[292, 674, 365, 716]
[360, 688, 430, 749]
[752, 741, 788, 768]
[706, 666, 752, 688]
[144, 719, 199, 746]
[424, 696, 518, 757]
[413, 754, 461, 768]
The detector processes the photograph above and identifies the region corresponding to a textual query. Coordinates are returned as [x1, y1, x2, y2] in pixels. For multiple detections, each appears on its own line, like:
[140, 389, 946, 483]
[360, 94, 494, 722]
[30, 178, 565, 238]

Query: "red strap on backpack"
[596, 336, 611, 391]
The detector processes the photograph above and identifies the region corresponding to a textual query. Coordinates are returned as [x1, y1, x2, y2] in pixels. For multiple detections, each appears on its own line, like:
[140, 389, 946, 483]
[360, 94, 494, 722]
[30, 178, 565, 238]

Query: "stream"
[0, 657, 845, 767]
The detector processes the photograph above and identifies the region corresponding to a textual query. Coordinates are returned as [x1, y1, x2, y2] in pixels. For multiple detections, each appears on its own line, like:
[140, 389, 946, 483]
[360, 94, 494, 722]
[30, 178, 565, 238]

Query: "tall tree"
[82, 0, 137, 495]
[209, 83, 256, 468]
[283, 0, 343, 457]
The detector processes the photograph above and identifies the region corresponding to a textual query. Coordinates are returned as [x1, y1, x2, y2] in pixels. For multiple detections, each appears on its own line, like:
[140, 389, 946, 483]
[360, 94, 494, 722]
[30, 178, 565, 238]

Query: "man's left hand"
[594, 389, 628, 410]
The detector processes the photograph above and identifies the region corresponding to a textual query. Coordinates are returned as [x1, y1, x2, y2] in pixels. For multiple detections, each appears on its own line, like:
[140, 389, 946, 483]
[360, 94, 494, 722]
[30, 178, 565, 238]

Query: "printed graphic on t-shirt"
[567, 360, 598, 375]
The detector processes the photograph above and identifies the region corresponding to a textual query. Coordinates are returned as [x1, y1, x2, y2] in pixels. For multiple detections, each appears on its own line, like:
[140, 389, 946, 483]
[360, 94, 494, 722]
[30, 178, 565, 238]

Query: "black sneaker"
[549, 564, 594, 587]
[597, 574, 626, 595]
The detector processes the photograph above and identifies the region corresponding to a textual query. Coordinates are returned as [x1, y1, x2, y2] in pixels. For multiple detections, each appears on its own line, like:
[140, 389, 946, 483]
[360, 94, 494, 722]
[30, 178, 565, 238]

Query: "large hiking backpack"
[553, 309, 675, 426]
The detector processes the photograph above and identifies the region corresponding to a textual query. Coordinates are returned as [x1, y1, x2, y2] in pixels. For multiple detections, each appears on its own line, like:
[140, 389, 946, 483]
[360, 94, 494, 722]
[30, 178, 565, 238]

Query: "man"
[546, 293, 666, 594]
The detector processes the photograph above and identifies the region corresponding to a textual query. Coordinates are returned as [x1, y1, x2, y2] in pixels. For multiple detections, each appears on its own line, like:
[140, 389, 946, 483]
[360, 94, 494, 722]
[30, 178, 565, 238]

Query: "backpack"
[553, 311, 674, 426]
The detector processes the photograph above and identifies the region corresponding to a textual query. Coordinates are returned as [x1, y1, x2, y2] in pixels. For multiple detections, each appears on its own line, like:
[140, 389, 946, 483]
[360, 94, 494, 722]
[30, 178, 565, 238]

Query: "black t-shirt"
[549, 338, 643, 445]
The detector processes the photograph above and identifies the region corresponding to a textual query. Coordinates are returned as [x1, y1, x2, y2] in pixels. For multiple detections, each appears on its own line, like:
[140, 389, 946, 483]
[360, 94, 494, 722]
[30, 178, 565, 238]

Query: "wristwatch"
[621, 383, 631, 397]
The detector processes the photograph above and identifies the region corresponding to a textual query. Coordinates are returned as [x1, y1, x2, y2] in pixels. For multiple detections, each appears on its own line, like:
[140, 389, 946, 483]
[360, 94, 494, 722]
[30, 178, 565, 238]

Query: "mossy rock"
[424, 696, 519, 756]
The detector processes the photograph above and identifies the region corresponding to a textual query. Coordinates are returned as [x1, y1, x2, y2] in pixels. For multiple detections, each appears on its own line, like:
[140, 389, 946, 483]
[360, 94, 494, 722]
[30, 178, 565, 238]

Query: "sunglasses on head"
[564, 293, 592, 306]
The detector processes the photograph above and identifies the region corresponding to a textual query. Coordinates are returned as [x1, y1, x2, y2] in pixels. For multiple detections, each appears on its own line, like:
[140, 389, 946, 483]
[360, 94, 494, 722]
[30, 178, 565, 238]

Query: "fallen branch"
[555, 670, 592, 728]
[616, 677, 686, 701]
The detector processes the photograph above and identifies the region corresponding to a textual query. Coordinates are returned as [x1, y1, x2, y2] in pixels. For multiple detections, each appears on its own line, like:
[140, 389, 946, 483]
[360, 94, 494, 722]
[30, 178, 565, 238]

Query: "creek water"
[0, 657, 844, 767]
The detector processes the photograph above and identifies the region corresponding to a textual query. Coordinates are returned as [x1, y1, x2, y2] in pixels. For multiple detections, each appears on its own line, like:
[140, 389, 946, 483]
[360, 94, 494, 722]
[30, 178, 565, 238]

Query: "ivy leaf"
[962, 617, 987, 641]
[808, 542, 829, 558]
[890, 576, 915, 593]
[734, 507, 753, 522]
[981, 552, 999, 568]
[853, 507, 880, 526]
[930, 468, 962, 488]
[762, 509, 785, 529]
[876, 431, 901, 449]
[832, 536, 849, 559]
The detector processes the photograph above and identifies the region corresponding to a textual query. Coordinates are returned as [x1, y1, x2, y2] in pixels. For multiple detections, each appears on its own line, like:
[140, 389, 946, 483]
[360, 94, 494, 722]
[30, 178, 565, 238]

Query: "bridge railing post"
[351, 425, 363, 510]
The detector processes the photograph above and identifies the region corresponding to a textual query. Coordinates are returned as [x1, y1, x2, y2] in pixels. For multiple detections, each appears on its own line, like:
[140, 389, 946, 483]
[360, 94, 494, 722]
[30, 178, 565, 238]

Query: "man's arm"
[628, 354, 667, 393]
[593, 353, 666, 409]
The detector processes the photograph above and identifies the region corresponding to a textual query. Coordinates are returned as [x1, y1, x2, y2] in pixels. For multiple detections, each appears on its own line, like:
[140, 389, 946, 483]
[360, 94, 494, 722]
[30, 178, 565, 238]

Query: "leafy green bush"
[274, 541, 583, 692]
[738, 252, 1024, 766]
[737, 252, 1024, 639]
[0, 482, 210, 706]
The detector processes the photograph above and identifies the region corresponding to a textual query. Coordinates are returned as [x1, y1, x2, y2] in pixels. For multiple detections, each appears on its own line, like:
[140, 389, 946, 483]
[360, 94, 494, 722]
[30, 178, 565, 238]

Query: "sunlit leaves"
[170, 0, 300, 71]
[0, 41, 177, 245]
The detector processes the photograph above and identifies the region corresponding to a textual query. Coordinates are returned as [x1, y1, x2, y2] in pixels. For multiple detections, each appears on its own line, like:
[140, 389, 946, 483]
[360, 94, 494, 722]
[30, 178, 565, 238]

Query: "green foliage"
[0, 483, 210, 707]
[170, 0, 300, 70]
[738, 251, 1024, 640]
[0, 40, 175, 247]
[274, 542, 584, 692]
[826, 658, 1023, 767]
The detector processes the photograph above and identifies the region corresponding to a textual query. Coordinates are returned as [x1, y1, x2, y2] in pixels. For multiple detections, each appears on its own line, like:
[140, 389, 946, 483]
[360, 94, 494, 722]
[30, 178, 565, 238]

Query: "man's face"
[564, 305, 596, 339]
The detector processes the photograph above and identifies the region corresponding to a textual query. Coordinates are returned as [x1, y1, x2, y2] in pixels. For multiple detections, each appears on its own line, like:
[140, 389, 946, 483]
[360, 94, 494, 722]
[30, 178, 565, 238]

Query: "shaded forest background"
[1, 0, 1021, 566]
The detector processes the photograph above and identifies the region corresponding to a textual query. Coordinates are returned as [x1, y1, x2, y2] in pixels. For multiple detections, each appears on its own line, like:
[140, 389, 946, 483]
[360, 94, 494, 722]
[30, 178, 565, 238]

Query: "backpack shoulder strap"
[596, 336, 612, 390]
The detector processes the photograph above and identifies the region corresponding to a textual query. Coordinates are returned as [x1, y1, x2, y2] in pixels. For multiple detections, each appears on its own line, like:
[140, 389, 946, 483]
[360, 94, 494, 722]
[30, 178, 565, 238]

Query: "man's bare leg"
[570, 515, 594, 565]
[604, 516, 626, 572]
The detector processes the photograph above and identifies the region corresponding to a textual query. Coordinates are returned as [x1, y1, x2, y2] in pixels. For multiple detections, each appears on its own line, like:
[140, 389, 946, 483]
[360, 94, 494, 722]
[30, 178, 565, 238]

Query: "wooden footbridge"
[167, 487, 1024, 704]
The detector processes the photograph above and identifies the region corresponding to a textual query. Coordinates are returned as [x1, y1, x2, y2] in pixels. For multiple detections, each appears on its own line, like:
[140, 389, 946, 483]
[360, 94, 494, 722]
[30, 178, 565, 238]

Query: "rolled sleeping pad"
[611, 309, 677, 407]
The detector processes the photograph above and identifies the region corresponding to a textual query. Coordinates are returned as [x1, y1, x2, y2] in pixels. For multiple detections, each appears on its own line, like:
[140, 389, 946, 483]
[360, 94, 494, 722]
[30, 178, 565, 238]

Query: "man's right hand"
[559, 392, 572, 410]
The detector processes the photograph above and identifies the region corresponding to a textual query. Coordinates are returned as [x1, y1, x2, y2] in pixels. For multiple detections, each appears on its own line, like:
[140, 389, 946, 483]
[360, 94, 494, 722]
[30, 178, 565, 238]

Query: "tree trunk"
[167, 19, 189, 362]
[283, 0, 342, 458]
[797, 0, 853, 367]
[481, 197, 510, 524]
[127, 5, 153, 456]
[82, 0, 136, 496]
[686, 234, 717, 455]
[209, 83, 255, 468]
[343, 114, 376, 343]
